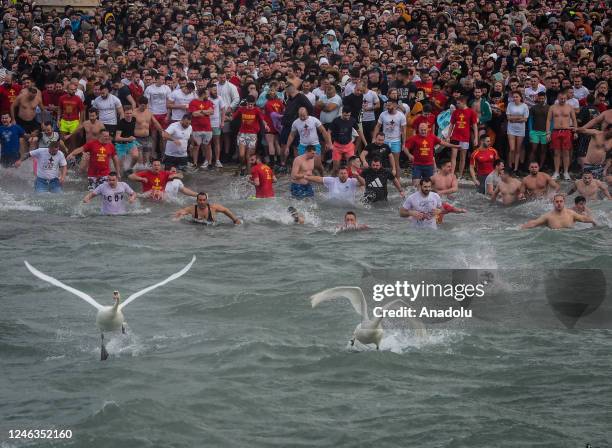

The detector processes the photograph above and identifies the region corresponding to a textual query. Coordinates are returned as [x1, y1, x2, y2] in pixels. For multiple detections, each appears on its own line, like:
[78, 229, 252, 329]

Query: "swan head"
[113, 290, 121, 303]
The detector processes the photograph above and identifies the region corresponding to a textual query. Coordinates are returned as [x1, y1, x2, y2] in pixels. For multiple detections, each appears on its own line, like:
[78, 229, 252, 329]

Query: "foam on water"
[0, 189, 43, 212]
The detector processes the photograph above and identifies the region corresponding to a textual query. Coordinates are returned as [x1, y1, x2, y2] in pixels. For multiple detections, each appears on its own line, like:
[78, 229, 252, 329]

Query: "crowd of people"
[0, 0, 610, 230]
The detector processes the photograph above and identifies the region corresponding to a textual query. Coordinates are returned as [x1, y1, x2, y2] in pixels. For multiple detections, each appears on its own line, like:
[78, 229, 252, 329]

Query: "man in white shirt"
[167, 83, 196, 122]
[162, 114, 193, 170]
[215, 72, 240, 159]
[360, 82, 380, 144]
[305, 166, 365, 204]
[400, 177, 442, 229]
[144, 73, 172, 127]
[317, 85, 342, 127]
[572, 77, 589, 103]
[82, 171, 136, 215]
[372, 99, 407, 181]
[524, 76, 546, 107]
[286, 107, 333, 174]
[91, 83, 123, 136]
[208, 85, 226, 168]
[15, 141, 67, 193]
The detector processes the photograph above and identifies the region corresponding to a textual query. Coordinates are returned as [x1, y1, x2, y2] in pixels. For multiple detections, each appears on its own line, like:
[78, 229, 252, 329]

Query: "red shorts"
[551, 129, 572, 151]
[436, 202, 461, 224]
[153, 114, 168, 131]
[332, 141, 355, 161]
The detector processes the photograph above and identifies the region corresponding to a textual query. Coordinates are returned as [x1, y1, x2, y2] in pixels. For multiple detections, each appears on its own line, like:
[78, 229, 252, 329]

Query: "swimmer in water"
[571, 195, 592, 217]
[174, 192, 241, 224]
[566, 171, 611, 200]
[521, 194, 596, 229]
[287, 206, 305, 224]
[337, 211, 369, 231]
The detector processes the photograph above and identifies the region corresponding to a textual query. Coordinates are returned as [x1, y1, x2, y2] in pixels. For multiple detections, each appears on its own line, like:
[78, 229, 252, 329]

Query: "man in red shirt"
[128, 159, 181, 200]
[41, 81, 63, 123]
[232, 95, 269, 175]
[58, 82, 84, 137]
[405, 122, 460, 185]
[430, 82, 447, 116]
[248, 153, 276, 198]
[187, 88, 214, 169]
[0, 73, 22, 115]
[448, 95, 479, 178]
[415, 72, 433, 98]
[67, 129, 121, 190]
[469, 135, 499, 194]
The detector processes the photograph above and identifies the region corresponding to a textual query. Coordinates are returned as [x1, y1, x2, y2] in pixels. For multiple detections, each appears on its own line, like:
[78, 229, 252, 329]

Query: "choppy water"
[1, 163, 611, 447]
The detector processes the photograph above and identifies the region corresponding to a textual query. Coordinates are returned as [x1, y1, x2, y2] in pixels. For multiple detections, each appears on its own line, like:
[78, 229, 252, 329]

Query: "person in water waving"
[174, 192, 241, 225]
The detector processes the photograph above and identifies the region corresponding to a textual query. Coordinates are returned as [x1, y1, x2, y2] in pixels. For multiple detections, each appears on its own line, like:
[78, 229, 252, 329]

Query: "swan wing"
[119, 255, 196, 310]
[24, 261, 104, 311]
[310, 286, 368, 321]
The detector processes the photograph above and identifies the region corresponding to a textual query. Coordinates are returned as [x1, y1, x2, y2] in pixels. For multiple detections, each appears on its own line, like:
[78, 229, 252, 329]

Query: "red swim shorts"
[551, 129, 573, 151]
[332, 141, 355, 161]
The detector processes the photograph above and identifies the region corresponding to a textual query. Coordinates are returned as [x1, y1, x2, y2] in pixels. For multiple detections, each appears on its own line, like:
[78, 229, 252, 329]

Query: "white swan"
[310, 286, 426, 350]
[24, 255, 196, 360]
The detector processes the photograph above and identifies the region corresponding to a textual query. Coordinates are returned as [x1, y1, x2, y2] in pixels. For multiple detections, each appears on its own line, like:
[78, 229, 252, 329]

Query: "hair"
[138, 96, 149, 104]
[305, 145, 316, 152]
[182, 112, 192, 120]
[196, 192, 208, 200]
[440, 159, 452, 166]
[88, 108, 99, 115]
[345, 211, 357, 219]
[493, 159, 503, 168]
[123, 105, 133, 111]
[108, 171, 118, 177]
[581, 170, 593, 177]
[511, 90, 523, 100]
[553, 193, 565, 201]
[574, 195, 586, 205]
[419, 176, 432, 185]
[370, 156, 382, 163]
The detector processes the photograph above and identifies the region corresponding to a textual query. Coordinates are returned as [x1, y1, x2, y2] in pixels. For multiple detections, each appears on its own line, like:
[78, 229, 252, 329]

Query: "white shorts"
[458, 141, 470, 151]
[237, 133, 257, 149]
[192, 131, 212, 145]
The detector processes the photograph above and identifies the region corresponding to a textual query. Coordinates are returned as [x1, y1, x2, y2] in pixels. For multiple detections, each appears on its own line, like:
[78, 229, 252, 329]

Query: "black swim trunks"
[15, 116, 40, 134]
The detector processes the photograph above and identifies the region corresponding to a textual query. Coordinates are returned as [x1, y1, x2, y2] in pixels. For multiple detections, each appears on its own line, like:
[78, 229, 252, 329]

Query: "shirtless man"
[521, 194, 596, 229]
[581, 108, 612, 132]
[519, 162, 560, 200]
[68, 108, 106, 142]
[571, 196, 592, 217]
[133, 96, 163, 164]
[174, 192, 241, 225]
[66, 108, 106, 172]
[546, 91, 577, 180]
[567, 171, 610, 200]
[11, 87, 45, 151]
[431, 160, 458, 197]
[290, 145, 316, 199]
[574, 128, 611, 180]
[491, 169, 523, 205]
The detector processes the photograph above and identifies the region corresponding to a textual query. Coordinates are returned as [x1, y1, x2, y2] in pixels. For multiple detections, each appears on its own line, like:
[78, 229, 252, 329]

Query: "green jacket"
[470, 98, 492, 124]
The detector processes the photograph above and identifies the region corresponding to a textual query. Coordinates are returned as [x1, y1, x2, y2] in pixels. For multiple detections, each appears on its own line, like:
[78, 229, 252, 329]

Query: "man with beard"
[400, 177, 442, 229]
[305, 166, 364, 205]
[521, 194, 596, 229]
[129, 159, 183, 201]
[361, 132, 394, 172]
[67, 129, 121, 190]
[360, 157, 405, 203]
[519, 161, 560, 200]
[567, 171, 610, 200]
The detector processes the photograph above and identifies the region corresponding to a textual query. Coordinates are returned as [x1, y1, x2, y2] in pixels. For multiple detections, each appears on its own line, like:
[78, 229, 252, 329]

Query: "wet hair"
[574, 195, 586, 204]
[305, 145, 316, 152]
[553, 193, 565, 201]
[197, 192, 208, 200]
[345, 211, 357, 219]
[138, 96, 149, 104]
[370, 156, 382, 163]
[494, 159, 503, 167]
[108, 171, 118, 177]
[419, 176, 432, 185]
[88, 108, 99, 115]
[440, 159, 452, 166]
[581, 170, 593, 177]
[123, 105, 133, 111]
[182, 112, 192, 120]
